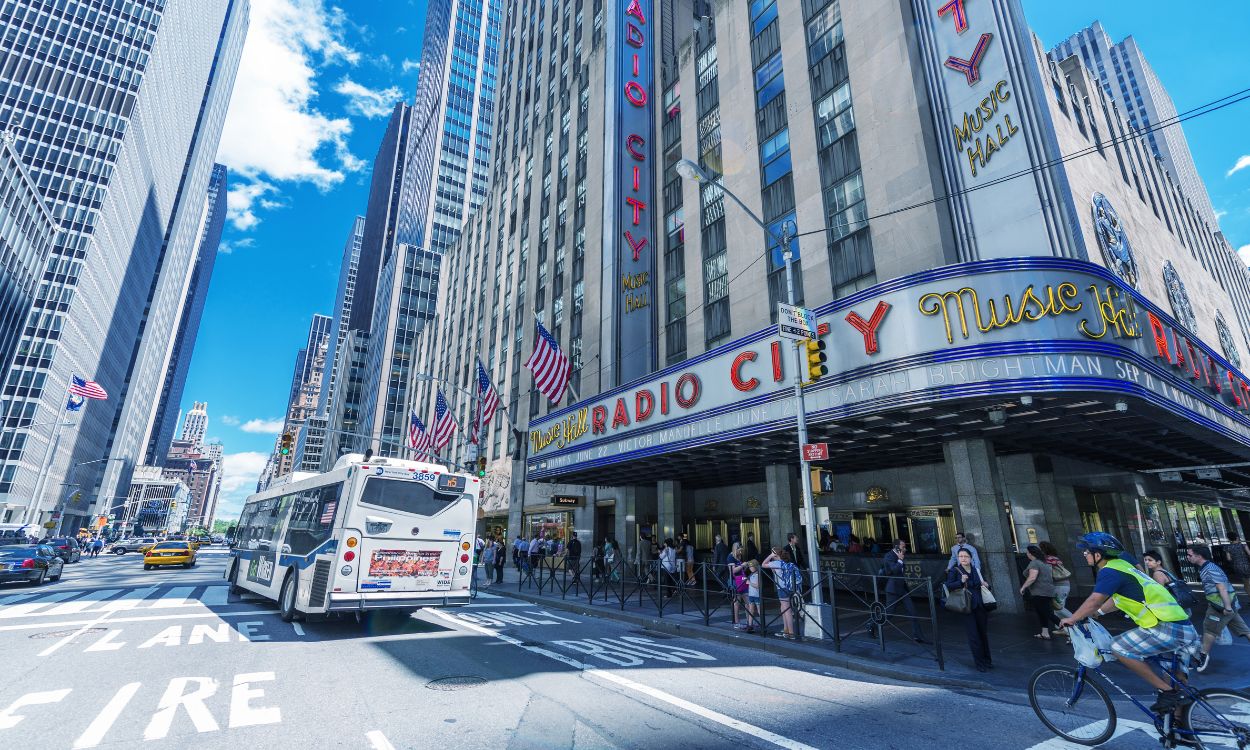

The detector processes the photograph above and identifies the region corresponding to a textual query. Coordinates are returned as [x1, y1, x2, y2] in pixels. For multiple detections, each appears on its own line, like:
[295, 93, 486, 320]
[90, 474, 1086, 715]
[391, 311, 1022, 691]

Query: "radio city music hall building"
[412, 0, 1250, 610]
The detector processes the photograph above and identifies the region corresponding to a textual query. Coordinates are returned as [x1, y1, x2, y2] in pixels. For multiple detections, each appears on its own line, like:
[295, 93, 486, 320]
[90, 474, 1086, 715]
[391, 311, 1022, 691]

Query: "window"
[815, 82, 854, 148]
[360, 478, 461, 517]
[283, 484, 343, 555]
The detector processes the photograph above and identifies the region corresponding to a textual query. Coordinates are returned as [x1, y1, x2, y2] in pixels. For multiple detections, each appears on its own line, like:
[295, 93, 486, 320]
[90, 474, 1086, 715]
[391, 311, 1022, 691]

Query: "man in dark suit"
[877, 539, 925, 642]
[785, 532, 808, 599]
[566, 533, 582, 581]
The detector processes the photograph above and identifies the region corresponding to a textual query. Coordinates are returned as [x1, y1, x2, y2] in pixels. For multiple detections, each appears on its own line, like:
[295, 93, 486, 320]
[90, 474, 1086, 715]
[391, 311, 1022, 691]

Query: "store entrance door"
[595, 505, 615, 545]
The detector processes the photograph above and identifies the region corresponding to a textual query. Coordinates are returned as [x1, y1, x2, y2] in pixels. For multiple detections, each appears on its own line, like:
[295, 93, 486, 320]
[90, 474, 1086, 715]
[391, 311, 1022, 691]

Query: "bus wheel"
[228, 559, 243, 595]
[279, 574, 299, 622]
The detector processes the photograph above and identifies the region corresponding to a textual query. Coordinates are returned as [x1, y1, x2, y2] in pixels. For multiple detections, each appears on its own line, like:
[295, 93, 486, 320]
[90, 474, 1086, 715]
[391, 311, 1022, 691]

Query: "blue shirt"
[1093, 565, 1145, 602]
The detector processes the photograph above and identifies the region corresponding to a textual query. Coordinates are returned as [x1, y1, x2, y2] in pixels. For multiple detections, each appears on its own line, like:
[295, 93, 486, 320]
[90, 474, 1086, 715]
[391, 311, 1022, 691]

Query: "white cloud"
[334, 77, 404, 119]
[217, 0, 365, 229]
[220, 415, 241, 426]
[1238, 245, 1250, 267]
[217, 237, 255, 255]
[401, 58, 420, 74]
[240, 418, 285, 434]
[1228, 155, 1250, 178]
[217, 451, 271, 518]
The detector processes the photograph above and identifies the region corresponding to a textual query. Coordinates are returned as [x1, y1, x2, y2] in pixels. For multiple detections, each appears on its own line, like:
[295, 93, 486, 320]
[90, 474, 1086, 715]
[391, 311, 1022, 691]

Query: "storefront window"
[525, 512, 571, 546]
[847, 507, 955, 554]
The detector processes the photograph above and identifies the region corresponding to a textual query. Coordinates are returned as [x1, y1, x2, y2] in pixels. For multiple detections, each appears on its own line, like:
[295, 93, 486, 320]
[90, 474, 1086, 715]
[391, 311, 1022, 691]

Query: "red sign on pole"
[803, 443, 829, 461]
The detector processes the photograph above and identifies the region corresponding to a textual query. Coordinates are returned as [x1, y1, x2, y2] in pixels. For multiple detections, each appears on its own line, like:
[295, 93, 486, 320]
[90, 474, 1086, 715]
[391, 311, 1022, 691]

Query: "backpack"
[777, 561, 802, 597]
[1159, 568, 1197, 610]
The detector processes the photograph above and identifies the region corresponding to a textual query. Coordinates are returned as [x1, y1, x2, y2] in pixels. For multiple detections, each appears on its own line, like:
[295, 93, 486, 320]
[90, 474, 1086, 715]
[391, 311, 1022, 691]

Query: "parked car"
[210, 534, 225, 545]
[45, 537, 82, 563]
[0, 545, 64, 585]
[144, 541, 196, 570]
[111, 537, 159, 555]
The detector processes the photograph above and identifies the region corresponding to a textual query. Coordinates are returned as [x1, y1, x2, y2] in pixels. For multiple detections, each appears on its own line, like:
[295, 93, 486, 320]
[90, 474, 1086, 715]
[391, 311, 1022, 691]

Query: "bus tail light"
[460, 541, 470, 551]
[346, 537, 358, 548]
[344, 551, 356, 562]
[460, 553, 469, 563]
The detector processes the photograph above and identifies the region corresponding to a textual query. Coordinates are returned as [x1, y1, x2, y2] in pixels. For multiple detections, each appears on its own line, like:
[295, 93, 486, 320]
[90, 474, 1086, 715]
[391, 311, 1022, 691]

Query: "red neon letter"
[771, 341, 783, 382]
[611, 398, 631, 429]
[624, 80, 647, 107]
[636, 389, 654, 421]
[624, 230, 648, 261]
[936, 0, 969, 33]
[730, 351, 760, 392]
[626, 23, 644, 48]
[844, 301, 891, 355]
[675, 373, 701, 409]
[626, 134, 645, 160]
[625, 197, 646, 225]
[626, 0, 646, 24]
[944, 33, 992, 86]
[1147, 312, 1172, 364]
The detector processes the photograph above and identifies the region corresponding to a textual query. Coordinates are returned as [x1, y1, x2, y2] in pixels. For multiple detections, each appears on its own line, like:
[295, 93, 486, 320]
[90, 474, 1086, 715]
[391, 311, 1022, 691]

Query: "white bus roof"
[330, 453, 452, 473]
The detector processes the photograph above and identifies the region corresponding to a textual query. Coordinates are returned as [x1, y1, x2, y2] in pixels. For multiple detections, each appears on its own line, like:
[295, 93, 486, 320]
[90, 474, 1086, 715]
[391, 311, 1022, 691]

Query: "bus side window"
[283, 484, 341, 556]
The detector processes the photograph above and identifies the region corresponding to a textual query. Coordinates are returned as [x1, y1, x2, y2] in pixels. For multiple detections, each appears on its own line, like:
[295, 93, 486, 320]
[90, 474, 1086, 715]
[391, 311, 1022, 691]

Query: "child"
[745, 560, 762, 634]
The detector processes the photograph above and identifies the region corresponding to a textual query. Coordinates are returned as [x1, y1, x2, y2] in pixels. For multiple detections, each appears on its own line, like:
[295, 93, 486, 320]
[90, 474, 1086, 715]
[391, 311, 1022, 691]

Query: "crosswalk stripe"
[0, 591, 79, 618]
[42, 589, 123, 615]
[98, 587, 158, 611]
[0, 593, 38, 607]
[149, 587, 194, 608]
[199, 586, 229, 605]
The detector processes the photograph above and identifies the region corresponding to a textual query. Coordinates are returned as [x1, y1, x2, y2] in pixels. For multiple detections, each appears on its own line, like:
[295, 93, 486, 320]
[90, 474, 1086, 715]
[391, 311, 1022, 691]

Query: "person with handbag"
[1021, 544, 1063, 640]
[1040, 540, 1074, 618]
[945, 548, 993, 671]
[728, 543, 749, 630]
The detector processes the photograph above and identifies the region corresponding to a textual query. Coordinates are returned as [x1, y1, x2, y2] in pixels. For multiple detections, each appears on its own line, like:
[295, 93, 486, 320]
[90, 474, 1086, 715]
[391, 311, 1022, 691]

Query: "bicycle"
[1028, 624, 1250, 748]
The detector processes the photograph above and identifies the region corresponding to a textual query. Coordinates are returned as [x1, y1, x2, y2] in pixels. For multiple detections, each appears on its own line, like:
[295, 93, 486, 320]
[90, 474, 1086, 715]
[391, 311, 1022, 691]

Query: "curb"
[492, 587, 993, 691]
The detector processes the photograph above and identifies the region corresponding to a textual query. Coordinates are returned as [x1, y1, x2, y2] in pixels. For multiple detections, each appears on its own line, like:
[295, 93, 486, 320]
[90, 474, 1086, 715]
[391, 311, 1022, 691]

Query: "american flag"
[68, 375, 108, 400]
[470, 359, 500, 444]
[188, 461, 198, 473]
[523, 320, 571, 403]
[320, 501, 336, 525]
[431, 390, 457, 452]
[409, 411, 432, 453]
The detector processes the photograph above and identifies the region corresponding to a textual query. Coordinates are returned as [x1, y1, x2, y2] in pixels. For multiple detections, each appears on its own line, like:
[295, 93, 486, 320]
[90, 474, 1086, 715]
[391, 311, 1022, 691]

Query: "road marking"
[200, 586, 230, 605]
[42, 589, 123, 615]
[430, 609, 817, 750]
[98, 587, 158, 611]
[38, 606, 115, 656]
[0, 591, 78, 618]
[72, 682, 140, 748]
[0, 593, 38, 607]
[292, 622, 304, 636]
[366, 730, 397, 750]
[0, 688, 72, 729]
[0, 609, 280, 632]
[150, 587, 195, 608]
[1024, 719, 1154, 749]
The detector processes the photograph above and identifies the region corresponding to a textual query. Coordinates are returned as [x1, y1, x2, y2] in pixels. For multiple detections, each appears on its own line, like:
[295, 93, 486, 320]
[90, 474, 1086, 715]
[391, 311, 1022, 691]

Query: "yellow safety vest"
[1104, 558, 1189, 628]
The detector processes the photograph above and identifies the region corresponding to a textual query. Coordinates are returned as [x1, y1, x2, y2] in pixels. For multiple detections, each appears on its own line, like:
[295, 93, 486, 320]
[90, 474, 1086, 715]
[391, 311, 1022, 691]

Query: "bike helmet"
[1076, 531, 1126, 558]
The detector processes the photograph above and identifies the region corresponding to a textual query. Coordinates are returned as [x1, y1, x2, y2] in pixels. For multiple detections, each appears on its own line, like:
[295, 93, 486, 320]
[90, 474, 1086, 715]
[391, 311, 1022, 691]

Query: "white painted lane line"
[98, 587, 158, 612]
[149, 587, 194, 608]
[0, 591, 79, 618]
[200, 586, 229, 605]
[0, 609, 281, 632]
[72, 682, 140, 749]
[37, 607, 115, 657]
[430, 610, 818, 750]
[42, 589, 124, 615]
[1024, 719, 1154, 749]
[365, 730, 396, 750]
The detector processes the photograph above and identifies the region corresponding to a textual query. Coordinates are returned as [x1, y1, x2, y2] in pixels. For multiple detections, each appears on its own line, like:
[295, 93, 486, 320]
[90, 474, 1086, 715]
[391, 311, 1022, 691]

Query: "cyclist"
[1059, 531, 1201, 713]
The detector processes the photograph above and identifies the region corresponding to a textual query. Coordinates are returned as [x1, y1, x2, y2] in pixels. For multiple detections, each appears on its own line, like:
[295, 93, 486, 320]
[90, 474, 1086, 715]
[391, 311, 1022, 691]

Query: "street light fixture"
[675, 158, 825, 614]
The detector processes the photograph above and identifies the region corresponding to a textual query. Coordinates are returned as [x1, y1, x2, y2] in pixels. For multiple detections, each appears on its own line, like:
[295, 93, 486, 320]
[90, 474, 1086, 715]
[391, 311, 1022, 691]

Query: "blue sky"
[188, 0, 1249, 517]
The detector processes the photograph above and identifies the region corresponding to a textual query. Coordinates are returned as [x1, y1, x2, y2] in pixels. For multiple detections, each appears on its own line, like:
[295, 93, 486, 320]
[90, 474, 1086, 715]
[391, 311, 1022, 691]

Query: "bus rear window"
[360, 477, 461, 516]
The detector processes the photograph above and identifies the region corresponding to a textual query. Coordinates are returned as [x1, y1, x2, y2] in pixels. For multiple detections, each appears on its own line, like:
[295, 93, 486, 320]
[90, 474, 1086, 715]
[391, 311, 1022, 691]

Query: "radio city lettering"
[618, 1, 653, 316]
[526, 262, 1250, 462]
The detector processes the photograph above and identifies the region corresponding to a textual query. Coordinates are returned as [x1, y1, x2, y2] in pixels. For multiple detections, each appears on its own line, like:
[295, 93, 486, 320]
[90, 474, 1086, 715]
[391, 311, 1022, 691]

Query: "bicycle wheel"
[1181, 688, 1250, 749]
[1028, 666, 1117, 746]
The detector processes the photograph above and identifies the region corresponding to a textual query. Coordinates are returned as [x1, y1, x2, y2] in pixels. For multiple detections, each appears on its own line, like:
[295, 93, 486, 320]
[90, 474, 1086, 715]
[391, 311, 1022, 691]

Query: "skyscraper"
[0, 0, 249, 532]
[1050, 21, 1220, 226]
[180, 402, 210, 449]
[356, 0, 502, 459]
[145, 164, 229, 466]
[318, 215, 366, 422]
[163, 402, 221, 531]
[275, 315, 331, 477]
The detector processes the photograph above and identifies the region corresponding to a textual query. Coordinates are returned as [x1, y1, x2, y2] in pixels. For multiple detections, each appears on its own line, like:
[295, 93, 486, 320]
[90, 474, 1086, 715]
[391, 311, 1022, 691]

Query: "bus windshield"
[359, 477, 462, 517]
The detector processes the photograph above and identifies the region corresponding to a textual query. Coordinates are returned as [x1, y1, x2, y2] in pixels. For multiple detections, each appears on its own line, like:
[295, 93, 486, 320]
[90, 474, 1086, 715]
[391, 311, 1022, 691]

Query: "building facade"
[318, 215, 365, 423]
[321, 330, 370, 467]
[272, 314, 331, 478]
[122, 465, 190, 537]
[1050, 21, 1220, 228]
[0, 0, 248, 533]
[146, 164, 229, 465]
[412, 0, 1250, 613]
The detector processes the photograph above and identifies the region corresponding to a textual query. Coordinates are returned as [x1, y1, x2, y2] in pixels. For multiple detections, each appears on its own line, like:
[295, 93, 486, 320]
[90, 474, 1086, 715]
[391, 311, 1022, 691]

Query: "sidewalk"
[472, 565, 1250, 692]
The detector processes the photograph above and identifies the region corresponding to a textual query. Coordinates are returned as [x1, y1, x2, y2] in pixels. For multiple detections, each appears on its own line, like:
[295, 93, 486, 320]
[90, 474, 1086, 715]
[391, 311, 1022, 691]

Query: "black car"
[45, 537, 82, 563]
[0, 545, 64, 586]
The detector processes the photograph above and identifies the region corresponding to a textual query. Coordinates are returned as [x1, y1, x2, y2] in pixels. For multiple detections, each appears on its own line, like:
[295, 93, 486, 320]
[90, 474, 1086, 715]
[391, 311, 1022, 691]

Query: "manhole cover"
[30, 628, 106, 640]
[425, 676, 486, 691]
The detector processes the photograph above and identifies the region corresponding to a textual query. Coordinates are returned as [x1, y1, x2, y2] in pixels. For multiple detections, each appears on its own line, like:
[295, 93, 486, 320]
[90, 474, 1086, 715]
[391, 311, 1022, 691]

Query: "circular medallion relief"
[1162, 261, 1197, 332]
[1092, 192, 1138, 288]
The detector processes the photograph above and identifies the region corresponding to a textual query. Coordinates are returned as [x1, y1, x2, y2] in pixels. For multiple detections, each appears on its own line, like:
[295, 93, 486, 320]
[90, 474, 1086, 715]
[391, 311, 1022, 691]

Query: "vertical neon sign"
[615, 0, 656, 385]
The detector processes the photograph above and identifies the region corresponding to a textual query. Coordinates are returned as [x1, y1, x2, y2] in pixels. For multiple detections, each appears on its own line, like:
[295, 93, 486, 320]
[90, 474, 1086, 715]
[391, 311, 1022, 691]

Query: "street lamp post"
[675, 159, 825, 609]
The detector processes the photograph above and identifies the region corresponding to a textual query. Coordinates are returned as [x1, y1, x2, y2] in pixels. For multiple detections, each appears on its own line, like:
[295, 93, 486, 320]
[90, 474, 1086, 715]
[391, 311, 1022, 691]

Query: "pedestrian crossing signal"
[804, 338, 828, 382]
[279, 432, 294, 456]
[809, 469, 834, 495]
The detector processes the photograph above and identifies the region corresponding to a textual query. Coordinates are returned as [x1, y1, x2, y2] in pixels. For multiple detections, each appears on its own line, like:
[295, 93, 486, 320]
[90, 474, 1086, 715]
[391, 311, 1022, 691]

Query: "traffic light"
[477, 457, 487, 478]
[279, 432, 294, 455]
[804, 338, 828, 382]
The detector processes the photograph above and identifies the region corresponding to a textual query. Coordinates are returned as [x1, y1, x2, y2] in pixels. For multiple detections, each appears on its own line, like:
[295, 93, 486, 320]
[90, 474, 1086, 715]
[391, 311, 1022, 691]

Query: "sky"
[184, 0, 1250, 520]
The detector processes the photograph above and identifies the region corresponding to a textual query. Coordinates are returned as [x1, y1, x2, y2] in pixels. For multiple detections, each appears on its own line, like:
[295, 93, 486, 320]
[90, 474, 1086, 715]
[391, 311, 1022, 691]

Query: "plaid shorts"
[1111, 621, 1201, 668]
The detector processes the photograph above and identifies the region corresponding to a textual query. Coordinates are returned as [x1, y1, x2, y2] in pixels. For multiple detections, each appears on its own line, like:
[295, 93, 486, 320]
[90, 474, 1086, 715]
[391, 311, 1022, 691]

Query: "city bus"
[226, 454, 479, 621]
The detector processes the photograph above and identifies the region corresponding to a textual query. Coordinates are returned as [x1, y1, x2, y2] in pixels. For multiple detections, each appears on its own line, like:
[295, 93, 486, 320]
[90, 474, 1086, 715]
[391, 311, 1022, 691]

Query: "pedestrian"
[566, 533, 582, 579]
[946, 547, 993, 671]
[785, 532, 807, 600]
[1142, 550, 1195, 617]
[727, 543, 748, 629]
[529, 535, 542, 571]
[604, 535, 619, 581]
[947, 531, 982, 571]
[745, 532, 759, 563]
[1225, 532, 1250, 600]
[847, 535, 863, 554]
[683, 534, 696, 585]
[659, 538, 679, 597]
[763, 547, 799, 640]
[712, 534, 728, 589]
[513, 535, 524, 572]
[1021, 544, 1062, 640]
[493, 537, 505, 584]
[480, 536, 496, 587]
[878, 539, 926, 642]
[1187, 544, 1250, 672]
[1039, 540, 1074, 617]
[744, 559, 762, 633]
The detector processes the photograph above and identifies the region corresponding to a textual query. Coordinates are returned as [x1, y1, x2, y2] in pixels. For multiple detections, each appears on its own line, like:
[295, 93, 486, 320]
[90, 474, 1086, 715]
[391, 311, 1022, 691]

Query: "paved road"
[0, 550, 1167, 748]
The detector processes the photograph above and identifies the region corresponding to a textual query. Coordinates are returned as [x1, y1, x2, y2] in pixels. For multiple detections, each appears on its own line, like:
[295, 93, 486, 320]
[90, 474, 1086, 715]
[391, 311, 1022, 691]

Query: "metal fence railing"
[512, 557, 945, 670]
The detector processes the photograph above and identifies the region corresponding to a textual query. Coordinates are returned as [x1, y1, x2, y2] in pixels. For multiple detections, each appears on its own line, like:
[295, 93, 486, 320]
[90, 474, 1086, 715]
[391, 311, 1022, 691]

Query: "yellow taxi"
[168, 533, 201, 551]
[135, 537, 161, 554]
[143, 541, 197, 570]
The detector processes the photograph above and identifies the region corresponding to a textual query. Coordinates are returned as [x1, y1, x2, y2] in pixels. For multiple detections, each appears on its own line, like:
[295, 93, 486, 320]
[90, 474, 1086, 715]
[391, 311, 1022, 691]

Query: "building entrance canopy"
[526, 258, 1250, 491]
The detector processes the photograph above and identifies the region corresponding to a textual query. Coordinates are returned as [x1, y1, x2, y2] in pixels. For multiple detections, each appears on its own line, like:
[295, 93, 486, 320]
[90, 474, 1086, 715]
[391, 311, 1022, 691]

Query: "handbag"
[1051, 562, 1072, 582]
[942, 583, 972, 614]
[980, 585, 998, 612]
[733, 573, 749, 594]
